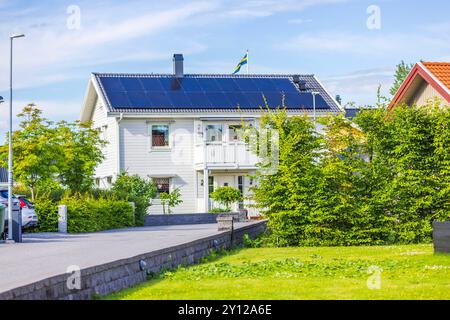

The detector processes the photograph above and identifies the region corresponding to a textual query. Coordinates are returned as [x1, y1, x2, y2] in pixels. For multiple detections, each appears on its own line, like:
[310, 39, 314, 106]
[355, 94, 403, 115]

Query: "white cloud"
[0, 1, 219, 91]
[322, 67, 394, 106]
[223, 0, 348, 18]
[284, 32, 450, 57]
[288, 18, 313, 24]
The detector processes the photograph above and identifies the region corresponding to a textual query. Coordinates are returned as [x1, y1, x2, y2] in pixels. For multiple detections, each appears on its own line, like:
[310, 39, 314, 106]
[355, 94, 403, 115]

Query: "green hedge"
[34, 197, 59, 232]
[33, 195, 134, 233]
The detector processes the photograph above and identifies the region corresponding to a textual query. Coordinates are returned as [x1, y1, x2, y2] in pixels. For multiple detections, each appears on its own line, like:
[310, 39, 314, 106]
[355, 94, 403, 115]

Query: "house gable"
[80, 75, 108, 123]
[390, 62, 450, 109]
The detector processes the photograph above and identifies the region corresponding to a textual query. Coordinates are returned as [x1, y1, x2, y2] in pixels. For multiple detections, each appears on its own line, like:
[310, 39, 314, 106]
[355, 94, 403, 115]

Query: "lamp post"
[8, 34, 25, 241]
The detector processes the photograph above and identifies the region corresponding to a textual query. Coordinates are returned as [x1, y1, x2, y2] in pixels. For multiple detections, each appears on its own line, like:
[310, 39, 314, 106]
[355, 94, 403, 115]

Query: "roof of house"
[0, 167, 7, 184]
[421, 62, 450, 90]
[390, 61, 450, 108]
[90, 73, 342, 114]
[344, 108, 360, 119]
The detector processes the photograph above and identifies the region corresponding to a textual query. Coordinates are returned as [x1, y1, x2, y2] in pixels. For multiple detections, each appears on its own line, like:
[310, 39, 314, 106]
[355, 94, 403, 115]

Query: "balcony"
[194, 142, 259, 170]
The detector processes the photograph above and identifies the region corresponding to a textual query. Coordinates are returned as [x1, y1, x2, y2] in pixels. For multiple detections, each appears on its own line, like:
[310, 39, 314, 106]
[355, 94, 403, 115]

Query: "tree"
[250, 103, 450, 246]
[390, 61, 414, 96]
[55, 120, 105, 192]
[0, 104, 106, 199]
[0, 105, 60, 199]
[112, 172, 157, 225]
[160, 187, 183, 214]
[210, 187, 243, 212]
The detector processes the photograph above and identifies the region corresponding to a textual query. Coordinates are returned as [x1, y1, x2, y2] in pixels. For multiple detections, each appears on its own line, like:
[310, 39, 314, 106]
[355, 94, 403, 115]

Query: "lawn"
[107, 244, 450, 300]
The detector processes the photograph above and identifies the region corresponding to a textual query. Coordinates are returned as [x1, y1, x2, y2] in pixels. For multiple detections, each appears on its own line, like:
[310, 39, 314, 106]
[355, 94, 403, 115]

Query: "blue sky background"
[1, 0, 450, 142]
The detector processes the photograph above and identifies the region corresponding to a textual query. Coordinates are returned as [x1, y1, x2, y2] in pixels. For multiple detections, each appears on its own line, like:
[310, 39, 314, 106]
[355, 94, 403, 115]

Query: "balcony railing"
[194, 142, 259, 168]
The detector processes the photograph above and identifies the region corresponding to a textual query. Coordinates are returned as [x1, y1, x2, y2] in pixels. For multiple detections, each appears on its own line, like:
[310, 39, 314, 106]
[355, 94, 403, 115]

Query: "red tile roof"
[422, 62, 450, 91]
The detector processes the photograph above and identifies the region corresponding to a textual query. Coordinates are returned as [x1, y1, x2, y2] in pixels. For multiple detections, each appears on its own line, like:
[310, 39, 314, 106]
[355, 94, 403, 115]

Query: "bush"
[33, 196, 59, 232]
[210, 187, 242, 211]
[63, 194, 135, 233]
[112, 172, 156, 226]
[33, 193, 134, 233]
[209, 208, 230, 214]
[251, 104, 450, 247]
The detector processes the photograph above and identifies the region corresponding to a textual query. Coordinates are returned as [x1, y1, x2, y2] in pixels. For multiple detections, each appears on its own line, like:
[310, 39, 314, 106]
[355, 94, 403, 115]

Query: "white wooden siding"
[119, 119, 197, 214]
[91, 98, 118, 181]
[409, 82, 446, 107]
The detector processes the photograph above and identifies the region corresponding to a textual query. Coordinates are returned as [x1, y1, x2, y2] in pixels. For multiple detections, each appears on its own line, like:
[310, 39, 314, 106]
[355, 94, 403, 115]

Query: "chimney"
[335, 95, 342, 105]
[173, 54, 184, 78]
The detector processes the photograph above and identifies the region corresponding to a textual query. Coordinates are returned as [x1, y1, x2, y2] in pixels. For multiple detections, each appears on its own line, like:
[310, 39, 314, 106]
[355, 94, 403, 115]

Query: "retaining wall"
[0, 220, 267, 300]
[433, 221, 450, 254]
[144, 213, 245, 226]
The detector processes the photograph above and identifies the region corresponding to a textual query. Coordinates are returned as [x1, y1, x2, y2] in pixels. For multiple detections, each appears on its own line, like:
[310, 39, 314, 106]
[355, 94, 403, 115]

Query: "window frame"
[205, 124, 224, 144]
[149, 123, 171, 151]
[154, 177, 171, 198]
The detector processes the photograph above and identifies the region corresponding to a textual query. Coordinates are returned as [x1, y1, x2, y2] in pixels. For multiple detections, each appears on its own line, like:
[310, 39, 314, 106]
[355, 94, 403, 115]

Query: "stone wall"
[0, 220, 267, 300]
[433, 221, 450, 254]
[144, 213, 246, 226]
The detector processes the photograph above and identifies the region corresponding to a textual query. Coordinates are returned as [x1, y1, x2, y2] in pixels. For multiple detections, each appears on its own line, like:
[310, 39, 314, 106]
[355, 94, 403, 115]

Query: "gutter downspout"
[116, 113, 124, 179]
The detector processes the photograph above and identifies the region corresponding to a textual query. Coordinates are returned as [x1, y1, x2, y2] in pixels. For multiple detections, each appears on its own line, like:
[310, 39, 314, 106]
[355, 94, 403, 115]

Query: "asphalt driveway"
[0, 223, 252, 294]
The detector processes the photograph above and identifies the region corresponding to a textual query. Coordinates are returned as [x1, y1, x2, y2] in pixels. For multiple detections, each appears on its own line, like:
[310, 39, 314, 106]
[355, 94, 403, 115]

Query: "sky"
[1, 0, 450, 143]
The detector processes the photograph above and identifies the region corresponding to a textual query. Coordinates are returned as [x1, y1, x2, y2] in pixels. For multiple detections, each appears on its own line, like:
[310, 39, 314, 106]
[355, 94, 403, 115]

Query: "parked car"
[17, 195, 38, 229]
[0, 188, 38, 231]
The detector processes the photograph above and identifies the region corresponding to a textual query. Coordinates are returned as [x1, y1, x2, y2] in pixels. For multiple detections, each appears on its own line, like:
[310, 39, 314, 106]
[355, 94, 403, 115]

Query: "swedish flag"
[233, 52, 248, 74]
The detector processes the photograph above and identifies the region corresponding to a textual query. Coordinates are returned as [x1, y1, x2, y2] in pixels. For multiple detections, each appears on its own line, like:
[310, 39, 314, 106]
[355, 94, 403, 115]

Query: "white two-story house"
[80, 54, 342, 215]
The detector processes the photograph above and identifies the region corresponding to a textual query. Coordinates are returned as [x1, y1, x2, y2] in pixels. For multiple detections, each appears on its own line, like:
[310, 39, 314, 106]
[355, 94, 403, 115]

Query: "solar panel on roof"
[253, 78, 277, 91]
[127, 91, 150, 108]
[179, 78, 202, 92]
[147, 91, 171, 107]
[197, 78, 221, 91]
[216, 78, 240, 91]
[207, 92, 232, 107]
[140, 78, 165, 91]
[101, 77, 124, 92]
[167, 91, 192, 107]
[235, 78, 258, 91]
[273, 79, 298, 93]
[97, 75, 332, 110]
[120, 77, 144, 91]
[187, 92, 212, 108]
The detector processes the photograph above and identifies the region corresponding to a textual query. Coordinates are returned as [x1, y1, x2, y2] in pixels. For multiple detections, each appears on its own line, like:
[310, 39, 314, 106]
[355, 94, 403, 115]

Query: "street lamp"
[8, 33, 25, 242]
[311, 91, 320, 126]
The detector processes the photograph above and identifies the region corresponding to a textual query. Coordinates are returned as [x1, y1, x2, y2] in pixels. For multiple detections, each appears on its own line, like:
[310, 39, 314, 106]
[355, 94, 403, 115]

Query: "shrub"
[33, 196, 59, 232]
[251, 104, 450, 247]
[112, 172, 157, 226]
[63, 194, 135, 233]
[210, 187, 242, 212]
[209, 208, 230, 214]
[33, 193, 134, 233]
[160, 187, 183, 214]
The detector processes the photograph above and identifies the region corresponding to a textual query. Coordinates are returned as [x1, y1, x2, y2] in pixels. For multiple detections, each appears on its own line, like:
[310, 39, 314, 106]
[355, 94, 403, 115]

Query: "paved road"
[0, 223, 251, 293]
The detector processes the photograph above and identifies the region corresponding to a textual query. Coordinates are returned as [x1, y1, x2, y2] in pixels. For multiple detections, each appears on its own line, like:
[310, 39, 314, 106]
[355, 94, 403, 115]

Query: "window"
[208, 176, 214, 194]
[154, 178, 170, 197]
[238, 176, 244, 195]
[107, 176, 113, 185]
[238, 176, 244, 209]
[229, 125, 243, 142]
[151, 125, 170, 148]
[206, 124, 223, 142]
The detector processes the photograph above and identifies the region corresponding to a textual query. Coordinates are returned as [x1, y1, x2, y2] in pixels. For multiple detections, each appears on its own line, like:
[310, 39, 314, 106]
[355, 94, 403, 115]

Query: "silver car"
[17, 195, 39, 228]
[0, 188, 36, 230]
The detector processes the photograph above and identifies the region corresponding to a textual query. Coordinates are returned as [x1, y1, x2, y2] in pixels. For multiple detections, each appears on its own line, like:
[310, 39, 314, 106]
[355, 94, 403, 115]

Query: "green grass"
[107, 244, 450, 300]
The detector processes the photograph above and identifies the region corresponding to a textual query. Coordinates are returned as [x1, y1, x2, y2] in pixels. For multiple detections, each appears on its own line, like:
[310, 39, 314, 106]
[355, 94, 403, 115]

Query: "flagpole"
[246, 49, 249, 75]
